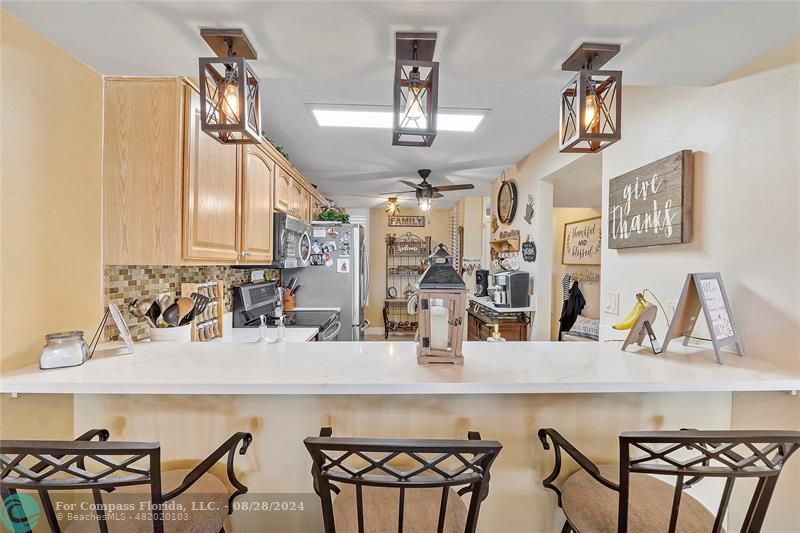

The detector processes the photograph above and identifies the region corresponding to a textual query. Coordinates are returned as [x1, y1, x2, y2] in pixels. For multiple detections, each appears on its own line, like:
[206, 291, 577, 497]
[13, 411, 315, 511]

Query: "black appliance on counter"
[475, 269, 490, 297]
[233, 282, 341, 340]
[232, 281, 280, 328]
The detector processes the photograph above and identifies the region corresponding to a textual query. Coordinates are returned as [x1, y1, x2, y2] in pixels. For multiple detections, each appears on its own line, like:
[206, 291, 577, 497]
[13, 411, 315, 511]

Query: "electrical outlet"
[603, 291, 620, 315]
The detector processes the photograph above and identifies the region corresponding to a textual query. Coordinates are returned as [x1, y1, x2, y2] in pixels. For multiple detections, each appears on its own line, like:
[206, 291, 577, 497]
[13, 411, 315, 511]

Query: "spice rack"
[181, 280, 224, 341]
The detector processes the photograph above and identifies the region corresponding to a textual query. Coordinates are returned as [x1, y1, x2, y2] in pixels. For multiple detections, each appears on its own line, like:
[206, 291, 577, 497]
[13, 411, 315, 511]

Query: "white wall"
[599, 59, 800, 369]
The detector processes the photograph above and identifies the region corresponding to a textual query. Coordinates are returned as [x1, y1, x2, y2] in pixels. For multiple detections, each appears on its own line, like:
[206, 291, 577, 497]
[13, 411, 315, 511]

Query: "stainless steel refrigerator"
[285, 223, 369, 341]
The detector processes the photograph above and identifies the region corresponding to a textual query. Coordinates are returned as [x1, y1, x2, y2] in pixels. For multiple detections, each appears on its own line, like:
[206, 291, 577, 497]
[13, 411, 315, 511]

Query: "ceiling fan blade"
[433, 192, 444, 199]
[399, 180, 423, 190]
[431, 184, 476, 192]
[379, 190, 417, 196]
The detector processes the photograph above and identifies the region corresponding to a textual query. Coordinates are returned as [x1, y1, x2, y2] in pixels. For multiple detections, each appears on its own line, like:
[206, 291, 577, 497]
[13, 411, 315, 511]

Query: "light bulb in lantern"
[584, 94, 600, 131]
[418, 197, 432, 211]
[404, 68, 425, 122]
[222, 81, 239, 118]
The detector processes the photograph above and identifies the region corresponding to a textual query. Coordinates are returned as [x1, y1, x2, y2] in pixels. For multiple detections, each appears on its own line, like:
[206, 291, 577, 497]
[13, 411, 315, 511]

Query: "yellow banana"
[612, 293, 651, 330]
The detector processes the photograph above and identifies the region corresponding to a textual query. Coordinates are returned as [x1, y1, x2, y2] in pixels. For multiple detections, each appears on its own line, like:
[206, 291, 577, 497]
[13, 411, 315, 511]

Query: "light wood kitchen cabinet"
[103, 78, 183, 264]
[183, 88, 240, 262]
[104, 77, 323, 265]
[288, 178, 304, 219]
[239, 146, 274, 263]
[274, 168, 290, 213]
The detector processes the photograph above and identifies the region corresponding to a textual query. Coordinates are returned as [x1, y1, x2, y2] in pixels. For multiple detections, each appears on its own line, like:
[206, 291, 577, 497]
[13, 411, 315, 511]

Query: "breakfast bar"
[2, 341, 799, 396]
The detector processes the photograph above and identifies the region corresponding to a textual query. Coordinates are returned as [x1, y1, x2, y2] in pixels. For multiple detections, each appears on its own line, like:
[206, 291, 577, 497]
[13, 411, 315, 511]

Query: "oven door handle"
[321, 321, 341, 341]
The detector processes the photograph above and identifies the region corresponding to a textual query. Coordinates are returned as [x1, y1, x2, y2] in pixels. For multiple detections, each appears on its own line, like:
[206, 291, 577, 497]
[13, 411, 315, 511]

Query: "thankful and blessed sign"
[388, 215, 425, 227]
[608, 150, 693, 249]
[562, 217, 601, 265]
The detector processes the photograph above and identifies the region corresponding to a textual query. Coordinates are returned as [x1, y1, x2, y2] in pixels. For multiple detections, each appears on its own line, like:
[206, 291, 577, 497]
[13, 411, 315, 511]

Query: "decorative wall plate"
[497, 171, 518, 224]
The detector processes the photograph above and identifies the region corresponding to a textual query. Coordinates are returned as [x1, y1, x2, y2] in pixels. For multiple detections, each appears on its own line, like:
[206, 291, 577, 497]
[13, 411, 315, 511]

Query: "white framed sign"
[562, 216, 601, 265]
[662, 272, 744, 364]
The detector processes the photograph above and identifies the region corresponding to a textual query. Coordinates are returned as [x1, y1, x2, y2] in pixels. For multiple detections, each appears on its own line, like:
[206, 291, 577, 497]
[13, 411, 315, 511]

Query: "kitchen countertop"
[469, 295, 536, 313]
[2, 340, 798, 396]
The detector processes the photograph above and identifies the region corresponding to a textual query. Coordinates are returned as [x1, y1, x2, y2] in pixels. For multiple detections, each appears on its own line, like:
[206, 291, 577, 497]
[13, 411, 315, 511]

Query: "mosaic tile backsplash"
[104, 265, 281, 341]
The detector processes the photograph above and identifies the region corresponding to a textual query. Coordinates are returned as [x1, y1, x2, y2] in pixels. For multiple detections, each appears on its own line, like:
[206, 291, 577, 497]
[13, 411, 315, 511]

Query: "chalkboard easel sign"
[662, 272, 744, 364]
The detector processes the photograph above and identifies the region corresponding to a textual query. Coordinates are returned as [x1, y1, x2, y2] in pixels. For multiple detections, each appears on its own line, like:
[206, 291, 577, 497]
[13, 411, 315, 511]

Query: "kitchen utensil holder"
[181, 280, 225, 342]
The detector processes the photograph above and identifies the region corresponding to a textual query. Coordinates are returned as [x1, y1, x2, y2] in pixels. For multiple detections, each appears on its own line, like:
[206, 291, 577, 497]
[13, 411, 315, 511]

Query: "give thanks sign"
[608, 150, 693, 249]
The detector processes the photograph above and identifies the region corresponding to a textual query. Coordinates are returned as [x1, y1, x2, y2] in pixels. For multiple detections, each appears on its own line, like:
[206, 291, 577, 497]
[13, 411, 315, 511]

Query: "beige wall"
[551, 208, 601, 340]
[365, 207, 451, 327]
[1, 11, 103, 373]
[454, 196, 486, 294]
[0, 11, 101, 437]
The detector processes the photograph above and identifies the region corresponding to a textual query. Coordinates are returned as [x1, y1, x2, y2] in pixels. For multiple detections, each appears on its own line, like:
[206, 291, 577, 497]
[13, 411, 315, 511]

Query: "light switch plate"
[603, 291, 620, 315]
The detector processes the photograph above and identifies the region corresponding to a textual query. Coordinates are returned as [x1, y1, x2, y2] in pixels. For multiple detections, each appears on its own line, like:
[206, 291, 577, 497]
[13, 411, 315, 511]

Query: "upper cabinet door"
[274, 168, 290, 213]
[240, 146, 274, 263]
[183, 89, 240, 261]
[301, 188, 312, 222]
[288, 178, 304, 219]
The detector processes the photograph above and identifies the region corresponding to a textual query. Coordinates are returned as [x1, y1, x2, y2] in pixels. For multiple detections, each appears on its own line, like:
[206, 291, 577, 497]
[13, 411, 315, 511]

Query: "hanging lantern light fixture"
[559, 43, 622, 153]
[198, 28, 262, 144]
[393, 32, 439, 147]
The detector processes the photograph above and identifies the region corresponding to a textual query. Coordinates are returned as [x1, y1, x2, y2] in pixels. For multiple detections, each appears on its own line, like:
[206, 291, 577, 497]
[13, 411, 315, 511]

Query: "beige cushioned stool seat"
[562, 465, 722, 533]
[333, 483, 468, 533]
[64, 469, 228, 533]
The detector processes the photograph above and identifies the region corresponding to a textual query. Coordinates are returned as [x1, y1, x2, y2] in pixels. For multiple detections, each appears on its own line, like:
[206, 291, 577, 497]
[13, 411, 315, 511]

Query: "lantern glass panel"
[199, 56, 262, 144]
[393, 59, 439, 147]
[559, 69, 621, 153]
[428, 297, 455, 351]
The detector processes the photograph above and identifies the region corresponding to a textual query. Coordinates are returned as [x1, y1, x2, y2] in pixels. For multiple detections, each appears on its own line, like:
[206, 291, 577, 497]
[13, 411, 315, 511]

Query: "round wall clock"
[497, 172, 518, 224]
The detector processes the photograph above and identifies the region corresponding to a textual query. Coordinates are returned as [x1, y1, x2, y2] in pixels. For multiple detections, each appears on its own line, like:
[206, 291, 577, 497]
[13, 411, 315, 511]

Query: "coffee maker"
[475, 269, 490, 297]
[491, 271, 530, 308]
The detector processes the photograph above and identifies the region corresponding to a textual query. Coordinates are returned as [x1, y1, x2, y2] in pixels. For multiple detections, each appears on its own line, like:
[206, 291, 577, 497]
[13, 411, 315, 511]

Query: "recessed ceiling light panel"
[310, 106, 486, 133]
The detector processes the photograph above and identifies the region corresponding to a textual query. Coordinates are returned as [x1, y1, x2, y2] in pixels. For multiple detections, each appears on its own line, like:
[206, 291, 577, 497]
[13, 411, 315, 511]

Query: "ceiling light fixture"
[385, 197, 400, 216]
[393, 32, 439, 147]
[310, 108, 485, 132]
[198, 28, 262, 144]
[559, 43, 622, 153]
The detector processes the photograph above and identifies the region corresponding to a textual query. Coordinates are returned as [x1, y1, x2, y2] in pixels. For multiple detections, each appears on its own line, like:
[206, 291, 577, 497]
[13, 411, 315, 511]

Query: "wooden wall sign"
[608, 150, 693, 249]
[562, 216, 601, 265]
[389, 215, 425, 227]
[662, 272, 744, 364]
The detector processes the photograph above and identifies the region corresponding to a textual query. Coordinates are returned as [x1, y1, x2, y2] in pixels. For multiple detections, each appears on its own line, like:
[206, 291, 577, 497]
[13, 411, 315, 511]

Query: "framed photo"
[562, 216, 601, 265]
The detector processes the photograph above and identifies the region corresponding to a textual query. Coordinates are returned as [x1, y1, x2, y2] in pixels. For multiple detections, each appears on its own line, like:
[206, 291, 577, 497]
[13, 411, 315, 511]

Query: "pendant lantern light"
[393, 32, 439, 147]
[559, 43, 622, 153]
[198, 28, 262, 144]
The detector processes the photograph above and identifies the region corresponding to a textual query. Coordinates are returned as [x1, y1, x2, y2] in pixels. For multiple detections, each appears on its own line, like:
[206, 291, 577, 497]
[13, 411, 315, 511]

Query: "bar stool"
[1, 428, 253, 533]
[538, 428, 800, 533]
[305, 427, 502, 533]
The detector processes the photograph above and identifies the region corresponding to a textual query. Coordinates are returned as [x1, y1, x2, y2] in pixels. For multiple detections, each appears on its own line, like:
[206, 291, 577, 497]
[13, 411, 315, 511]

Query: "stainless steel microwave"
[273, 213, 311, 268]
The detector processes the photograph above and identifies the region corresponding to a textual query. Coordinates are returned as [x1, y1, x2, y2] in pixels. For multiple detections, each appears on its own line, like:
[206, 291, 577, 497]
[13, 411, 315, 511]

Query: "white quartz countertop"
[2, 340, 798, 396]
[469, 295, 536, 313]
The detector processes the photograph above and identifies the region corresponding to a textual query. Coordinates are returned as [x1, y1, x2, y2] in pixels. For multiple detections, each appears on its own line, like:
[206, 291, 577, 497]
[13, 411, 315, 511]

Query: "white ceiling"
[5, 1, 798, 208]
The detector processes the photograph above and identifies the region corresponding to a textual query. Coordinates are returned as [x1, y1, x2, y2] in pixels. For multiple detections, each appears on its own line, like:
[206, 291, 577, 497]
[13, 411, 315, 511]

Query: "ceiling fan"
[381, 169, 475, 211]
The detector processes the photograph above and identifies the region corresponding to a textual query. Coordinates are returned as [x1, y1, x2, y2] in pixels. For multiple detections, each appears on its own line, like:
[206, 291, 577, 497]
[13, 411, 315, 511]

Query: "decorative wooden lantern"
[198, 28, 262, 144]
[417, 244, 467, 365]
[559, 43, 622, 153]
[393, 32, 439, 147]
